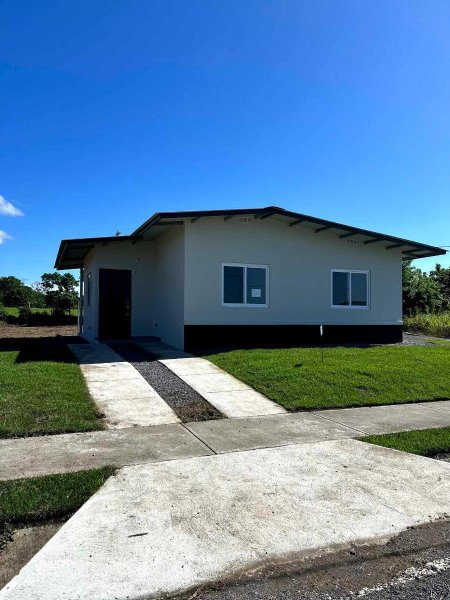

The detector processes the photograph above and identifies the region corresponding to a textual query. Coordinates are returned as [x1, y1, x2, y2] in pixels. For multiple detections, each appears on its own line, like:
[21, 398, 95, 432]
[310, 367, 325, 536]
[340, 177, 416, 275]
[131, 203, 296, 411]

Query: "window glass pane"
[351, 272, 368, 306]
[246, 267, 266, 305]
[223, 266, 244, 303]
[332, 272, 349, 306]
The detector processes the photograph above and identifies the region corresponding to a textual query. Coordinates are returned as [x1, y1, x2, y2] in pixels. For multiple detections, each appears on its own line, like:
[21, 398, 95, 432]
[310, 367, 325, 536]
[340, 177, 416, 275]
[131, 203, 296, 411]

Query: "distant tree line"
[403, 261, 450, 316]
[0, 272, 79, 324]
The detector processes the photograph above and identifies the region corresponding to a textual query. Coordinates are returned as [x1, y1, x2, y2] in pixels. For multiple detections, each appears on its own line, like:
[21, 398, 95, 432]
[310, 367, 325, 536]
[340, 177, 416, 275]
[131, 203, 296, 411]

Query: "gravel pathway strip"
[110, 343, 222, 422]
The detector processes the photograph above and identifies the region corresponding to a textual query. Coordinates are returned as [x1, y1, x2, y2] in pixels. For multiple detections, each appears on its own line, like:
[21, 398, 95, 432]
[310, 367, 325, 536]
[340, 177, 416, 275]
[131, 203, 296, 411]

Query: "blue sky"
[1, 0, 449, 285]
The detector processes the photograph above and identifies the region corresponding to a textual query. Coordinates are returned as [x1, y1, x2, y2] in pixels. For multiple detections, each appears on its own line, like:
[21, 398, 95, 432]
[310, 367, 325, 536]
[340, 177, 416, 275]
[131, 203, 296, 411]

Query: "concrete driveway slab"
[421, 400, 450, 414]
[181, 372, 252, 393]
[135, 341, 287, 418]
[200, 389, 287, 418]
[185, 412, 360, 453]
[160, 357, 223, 376]
[0, 425, 212, 481]
[85, 376, 160, 400]
[79, 363, 139, 381]
[68, 344, 123, 365]
[3, 440, 449, 600]
[137, 341, 192, 360]
[95, 396, 180, 428]
[69, 343, 180, 428]
[314, 402, 450, 435]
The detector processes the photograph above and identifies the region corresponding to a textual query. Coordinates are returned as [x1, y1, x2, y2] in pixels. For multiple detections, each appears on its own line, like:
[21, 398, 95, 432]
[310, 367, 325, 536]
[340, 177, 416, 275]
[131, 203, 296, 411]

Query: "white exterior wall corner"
[81, 249, 97, 340]
[152, 226, 185, 348]
[183, 217, 403, 326]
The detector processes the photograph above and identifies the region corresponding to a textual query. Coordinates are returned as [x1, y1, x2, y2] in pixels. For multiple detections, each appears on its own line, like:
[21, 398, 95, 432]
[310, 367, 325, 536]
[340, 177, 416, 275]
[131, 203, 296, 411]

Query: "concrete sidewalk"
[2, 439, 450, 600]
[1, 400, 449, 481]
[187, 400, 450, 453]
[0, 425, 211, 481]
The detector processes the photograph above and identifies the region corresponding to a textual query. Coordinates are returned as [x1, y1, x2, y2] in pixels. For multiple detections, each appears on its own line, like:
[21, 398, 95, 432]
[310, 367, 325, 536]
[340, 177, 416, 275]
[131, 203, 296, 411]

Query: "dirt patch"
[172, 520, 450, 600]
[436, 452, 450, 463]
[0, 324, 78, 339]
[0, 521, 63, 589]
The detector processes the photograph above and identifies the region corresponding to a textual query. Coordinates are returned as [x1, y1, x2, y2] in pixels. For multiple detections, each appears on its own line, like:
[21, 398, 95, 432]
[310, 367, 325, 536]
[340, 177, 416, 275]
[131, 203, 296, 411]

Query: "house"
[54, 206, 445, 351]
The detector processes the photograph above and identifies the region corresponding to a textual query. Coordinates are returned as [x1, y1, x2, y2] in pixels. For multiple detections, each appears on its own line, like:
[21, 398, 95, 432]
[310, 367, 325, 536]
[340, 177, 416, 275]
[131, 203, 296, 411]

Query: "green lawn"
[0, 468, 114, 548]
[3, 307, 51, 316]
[205, 345, 450, 410]
[0, 339, 102, 438]
[0, 468, 114, 525]
[3, 307, 79, 317]
[363, 427, 450, 457]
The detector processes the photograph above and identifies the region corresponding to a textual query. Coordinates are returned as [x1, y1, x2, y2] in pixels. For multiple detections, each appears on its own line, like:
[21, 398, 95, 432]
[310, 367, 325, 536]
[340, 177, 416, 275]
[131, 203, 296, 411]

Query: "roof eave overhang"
[54, 235, 140, 270]
[132, 206, 446, 259]
[56, 206, 446, 269]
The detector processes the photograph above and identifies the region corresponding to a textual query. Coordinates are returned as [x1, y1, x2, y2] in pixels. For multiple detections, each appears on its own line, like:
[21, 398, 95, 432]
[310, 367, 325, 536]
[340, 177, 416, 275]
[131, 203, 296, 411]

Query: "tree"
[0, 276, 32, 306]
[402, 261, 443, 316]
[29, 283, 46, 308]
[430, 264, 450, 311]
[40, 272, 79, 315]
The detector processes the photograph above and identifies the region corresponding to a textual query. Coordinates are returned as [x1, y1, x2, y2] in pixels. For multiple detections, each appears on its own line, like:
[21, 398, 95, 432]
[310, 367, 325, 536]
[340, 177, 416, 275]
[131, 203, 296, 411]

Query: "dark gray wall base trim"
[184, 324, 403, 352]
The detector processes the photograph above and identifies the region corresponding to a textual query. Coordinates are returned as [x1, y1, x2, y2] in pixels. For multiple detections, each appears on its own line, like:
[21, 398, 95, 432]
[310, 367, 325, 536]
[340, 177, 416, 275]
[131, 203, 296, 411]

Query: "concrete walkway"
[2, 439, 450, 600]
[136, 341, 287, 418]
[1, 400, 449, 481]
[0, 425, 211, 481]
[186, 400, 450, 453]
[69, 343, 180, 428]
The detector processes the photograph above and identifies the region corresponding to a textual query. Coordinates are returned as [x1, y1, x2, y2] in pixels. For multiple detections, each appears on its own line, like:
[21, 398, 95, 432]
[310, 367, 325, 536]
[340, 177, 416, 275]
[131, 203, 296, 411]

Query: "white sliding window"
[222, 263, 268, 307]
[331, 270, 369, 309]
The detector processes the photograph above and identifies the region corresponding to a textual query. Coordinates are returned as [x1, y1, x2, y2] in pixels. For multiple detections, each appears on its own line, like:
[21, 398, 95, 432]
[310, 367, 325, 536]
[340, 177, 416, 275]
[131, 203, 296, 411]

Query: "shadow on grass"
[0, 336, 87, 364]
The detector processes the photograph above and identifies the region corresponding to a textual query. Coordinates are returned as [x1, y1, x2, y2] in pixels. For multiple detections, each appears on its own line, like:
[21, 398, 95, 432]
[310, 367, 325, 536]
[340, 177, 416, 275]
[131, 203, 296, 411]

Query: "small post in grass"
[319, 324, 324, 362]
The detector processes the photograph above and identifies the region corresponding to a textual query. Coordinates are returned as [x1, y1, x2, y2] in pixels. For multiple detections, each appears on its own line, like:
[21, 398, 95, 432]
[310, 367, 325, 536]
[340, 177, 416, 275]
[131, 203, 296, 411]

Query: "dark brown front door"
[98, 269, 131, 339]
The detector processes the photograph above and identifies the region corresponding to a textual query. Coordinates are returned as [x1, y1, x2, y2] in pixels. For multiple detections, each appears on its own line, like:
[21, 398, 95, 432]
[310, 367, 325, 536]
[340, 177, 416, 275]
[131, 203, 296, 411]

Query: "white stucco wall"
[152, 226, 185, 348]
[79, 216, 403, 347]
[184, 217, 403, 326]
[81, 240, 156, 341]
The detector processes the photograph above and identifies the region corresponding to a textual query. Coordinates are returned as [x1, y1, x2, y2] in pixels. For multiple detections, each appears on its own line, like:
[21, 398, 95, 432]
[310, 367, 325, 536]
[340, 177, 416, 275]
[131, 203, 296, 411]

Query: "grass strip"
[0, 339, 102, 438]
[205, 345, 450, 410]
[0, 467, 115, 527]
[363, 427, 450, 457]
[0, 467, 114, 551]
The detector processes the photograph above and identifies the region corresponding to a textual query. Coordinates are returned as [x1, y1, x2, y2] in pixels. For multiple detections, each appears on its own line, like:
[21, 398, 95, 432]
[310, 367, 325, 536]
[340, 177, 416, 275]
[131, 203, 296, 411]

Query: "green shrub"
[17, 306, 31, 325]
[404, 312, 450, 338]
[0, 304, 7, 322]
[2, 307, 77, 326]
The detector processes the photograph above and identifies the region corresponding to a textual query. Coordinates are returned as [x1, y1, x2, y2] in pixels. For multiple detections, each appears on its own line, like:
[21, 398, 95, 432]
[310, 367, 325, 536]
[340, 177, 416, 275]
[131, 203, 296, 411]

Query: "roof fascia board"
[127, 206, 446, 258]
[269, 207, 445, 254]
[54, 235, 140, 269]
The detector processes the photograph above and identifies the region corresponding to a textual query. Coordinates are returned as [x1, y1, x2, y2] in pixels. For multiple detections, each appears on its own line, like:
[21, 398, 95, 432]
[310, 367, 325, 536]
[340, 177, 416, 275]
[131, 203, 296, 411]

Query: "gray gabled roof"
[132, 206, 446, 258]
[55, 206, 446, 269]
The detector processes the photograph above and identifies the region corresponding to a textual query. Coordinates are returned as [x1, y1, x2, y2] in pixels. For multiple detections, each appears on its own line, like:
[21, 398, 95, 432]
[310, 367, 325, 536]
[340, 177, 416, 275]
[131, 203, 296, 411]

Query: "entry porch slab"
[2, 439, 450, 600]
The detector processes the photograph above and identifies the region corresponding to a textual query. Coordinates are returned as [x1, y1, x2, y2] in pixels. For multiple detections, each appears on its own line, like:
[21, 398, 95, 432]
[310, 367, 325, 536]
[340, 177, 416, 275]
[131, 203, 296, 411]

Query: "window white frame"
[222, 263, 269, 307]
[331, 269, 370, 309]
